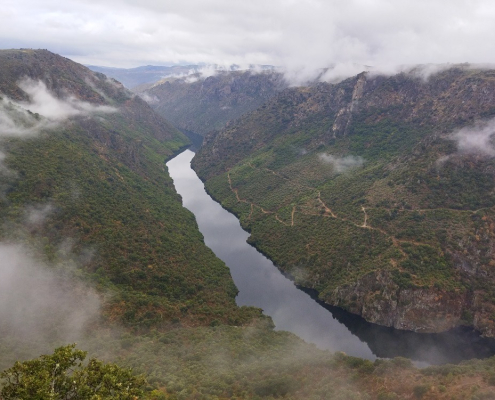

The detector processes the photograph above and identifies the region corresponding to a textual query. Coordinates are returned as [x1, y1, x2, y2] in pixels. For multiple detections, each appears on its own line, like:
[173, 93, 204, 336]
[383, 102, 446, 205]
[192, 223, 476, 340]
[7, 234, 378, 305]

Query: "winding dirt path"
[226, 164, 432, 259]
[361, 206, 368, 228]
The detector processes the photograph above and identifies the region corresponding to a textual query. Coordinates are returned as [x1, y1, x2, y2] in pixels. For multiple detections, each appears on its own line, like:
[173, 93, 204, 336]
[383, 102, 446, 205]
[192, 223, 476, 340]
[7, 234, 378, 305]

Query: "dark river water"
[167, 149, 495, 365]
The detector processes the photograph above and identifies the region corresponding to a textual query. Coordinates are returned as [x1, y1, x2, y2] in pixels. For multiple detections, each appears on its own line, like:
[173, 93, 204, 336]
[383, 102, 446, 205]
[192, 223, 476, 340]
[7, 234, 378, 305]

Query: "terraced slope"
[193, 66, 495, 336]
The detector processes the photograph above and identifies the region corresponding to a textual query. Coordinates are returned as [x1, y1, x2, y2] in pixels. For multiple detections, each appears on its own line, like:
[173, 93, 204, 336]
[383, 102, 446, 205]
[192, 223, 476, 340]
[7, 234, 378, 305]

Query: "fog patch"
[138, 92, 159, 104]
[0, 78, 117, 139]
[318, 153, 364, 173]
[282, 66, 322, 87]
[24, 203, 55, 226]
[0, 150, 17, 178]
[0, 96, 50, 137]
[184, 74, 200, 83]
[0, 243, 101, 344]
[451, 118, 495, 157]
[18, 78, 116, 120]
[319, 63, 367, 83]
[406, 63, 456, 82]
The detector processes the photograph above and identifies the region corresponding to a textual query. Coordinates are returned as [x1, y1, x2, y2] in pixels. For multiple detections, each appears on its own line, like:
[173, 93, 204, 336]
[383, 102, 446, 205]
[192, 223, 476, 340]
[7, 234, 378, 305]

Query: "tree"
[0, 344, 146, 399]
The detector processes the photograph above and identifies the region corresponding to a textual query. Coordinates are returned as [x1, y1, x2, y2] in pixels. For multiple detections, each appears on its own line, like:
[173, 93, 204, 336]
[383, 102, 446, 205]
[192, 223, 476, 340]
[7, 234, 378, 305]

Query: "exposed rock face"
[326, 270, 470, 333]
[138, 70, 289, 135]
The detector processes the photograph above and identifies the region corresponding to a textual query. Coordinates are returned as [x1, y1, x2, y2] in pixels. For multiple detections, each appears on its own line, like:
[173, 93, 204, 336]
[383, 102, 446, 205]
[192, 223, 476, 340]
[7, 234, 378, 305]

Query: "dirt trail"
[317, 191, 337, 218]
[361, 206, 368, 227]
[226, 165, 430, 258]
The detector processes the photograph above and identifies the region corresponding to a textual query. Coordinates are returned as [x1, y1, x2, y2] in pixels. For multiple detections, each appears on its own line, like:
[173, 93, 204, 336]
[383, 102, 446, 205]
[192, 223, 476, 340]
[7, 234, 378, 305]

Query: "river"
[167, 149, 495, 365]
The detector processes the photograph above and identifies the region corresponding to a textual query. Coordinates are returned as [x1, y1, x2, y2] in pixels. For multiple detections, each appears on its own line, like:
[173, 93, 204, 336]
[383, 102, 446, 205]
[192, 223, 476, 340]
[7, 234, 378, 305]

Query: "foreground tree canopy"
[0, 345, 146, 400]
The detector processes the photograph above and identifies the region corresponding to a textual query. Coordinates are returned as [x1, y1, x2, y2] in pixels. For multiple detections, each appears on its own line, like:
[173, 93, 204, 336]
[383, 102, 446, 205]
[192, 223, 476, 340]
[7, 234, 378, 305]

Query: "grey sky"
[1, 0, 495, 73]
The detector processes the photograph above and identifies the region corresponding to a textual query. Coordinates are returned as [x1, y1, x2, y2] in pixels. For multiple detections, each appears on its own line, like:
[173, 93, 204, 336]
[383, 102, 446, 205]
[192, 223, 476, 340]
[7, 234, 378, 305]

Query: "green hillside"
[0, 49, 269, 367]
[193, 66, 495, 337]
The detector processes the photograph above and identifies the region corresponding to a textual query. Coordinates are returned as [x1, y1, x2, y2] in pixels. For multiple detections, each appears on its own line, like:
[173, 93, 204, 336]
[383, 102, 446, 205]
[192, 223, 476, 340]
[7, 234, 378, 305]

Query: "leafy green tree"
[0, 344, 146, 399]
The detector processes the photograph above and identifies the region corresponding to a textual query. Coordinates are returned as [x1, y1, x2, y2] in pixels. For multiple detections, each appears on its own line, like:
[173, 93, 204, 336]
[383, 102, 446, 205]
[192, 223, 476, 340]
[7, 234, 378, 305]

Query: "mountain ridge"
[139, 69, 289, 136]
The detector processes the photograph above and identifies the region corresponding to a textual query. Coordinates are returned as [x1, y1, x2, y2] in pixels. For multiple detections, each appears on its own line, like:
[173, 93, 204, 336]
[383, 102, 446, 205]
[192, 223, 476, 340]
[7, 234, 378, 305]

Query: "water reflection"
[167, 149, 495, 364]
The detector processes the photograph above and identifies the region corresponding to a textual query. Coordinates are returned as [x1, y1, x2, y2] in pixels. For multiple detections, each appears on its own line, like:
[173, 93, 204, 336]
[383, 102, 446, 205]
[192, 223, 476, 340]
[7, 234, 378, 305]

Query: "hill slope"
[0, 49, 264, 339]
[139, 69, 288, 136]
[193, 65, 495, 337]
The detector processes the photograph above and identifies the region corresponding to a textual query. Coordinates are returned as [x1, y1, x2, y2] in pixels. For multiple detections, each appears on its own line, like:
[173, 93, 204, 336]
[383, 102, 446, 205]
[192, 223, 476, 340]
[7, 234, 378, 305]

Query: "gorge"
[168, 149, 495, 365]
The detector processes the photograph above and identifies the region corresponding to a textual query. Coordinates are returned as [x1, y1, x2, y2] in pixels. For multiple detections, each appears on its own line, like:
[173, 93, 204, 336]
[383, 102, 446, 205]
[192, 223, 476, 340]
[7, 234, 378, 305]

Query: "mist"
[451, 118, 495, 156]
[0, 77, 117, 366]
[0, 96, 49, 137]
[18, 78, 116, 120]
[0, 243, 101, 359]
[24, 203, 55, 226]
[318, 153, 364, 173]
[0, 78, 116, 138]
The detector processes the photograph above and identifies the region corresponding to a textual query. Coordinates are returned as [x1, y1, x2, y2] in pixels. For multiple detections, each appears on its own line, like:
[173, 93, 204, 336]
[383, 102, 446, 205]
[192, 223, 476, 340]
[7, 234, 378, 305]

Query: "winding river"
[167, 149, 495, 365]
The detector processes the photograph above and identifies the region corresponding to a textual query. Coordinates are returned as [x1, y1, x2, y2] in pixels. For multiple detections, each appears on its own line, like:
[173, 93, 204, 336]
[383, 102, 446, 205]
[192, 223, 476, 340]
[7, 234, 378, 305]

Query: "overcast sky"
[2, 0, 495, 73]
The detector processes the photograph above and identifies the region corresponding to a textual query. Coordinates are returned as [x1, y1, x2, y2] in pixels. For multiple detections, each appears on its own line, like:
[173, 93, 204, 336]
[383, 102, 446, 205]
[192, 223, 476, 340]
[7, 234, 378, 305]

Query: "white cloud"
[451, 118, 495, 156]
[318, 153, 364, 173]
[18, 78, 116, 120]
[0, 243, 100, 343]
[24, 203, 55, 226]
[1, 0, 495, 77]
[0, 78, 116, 138]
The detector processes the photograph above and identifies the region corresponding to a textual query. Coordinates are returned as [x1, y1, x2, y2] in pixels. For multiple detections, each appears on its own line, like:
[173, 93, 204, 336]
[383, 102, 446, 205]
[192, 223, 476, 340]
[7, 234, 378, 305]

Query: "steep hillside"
[140, 69, 288, 135]
[0, 49, 265, 344]
[193, 65, 495, 337]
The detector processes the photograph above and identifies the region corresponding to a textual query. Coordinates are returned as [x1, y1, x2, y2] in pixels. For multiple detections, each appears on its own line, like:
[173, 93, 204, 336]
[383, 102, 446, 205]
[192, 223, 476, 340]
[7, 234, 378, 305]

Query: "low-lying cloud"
[451, 118, 495, 156]
[0, 78, 116, 138]
[137, 92, 159, 104]
[319, 153, 364, 173]
[0, 243, 101, 344]
[0, 96, 47, 137]
[24, 203, 55, 226]
[18, 78, 116, 120]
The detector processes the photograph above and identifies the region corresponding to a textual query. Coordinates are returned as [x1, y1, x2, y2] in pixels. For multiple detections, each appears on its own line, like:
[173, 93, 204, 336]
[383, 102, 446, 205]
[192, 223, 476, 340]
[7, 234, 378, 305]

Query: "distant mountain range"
[86, 64, 200, 88]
